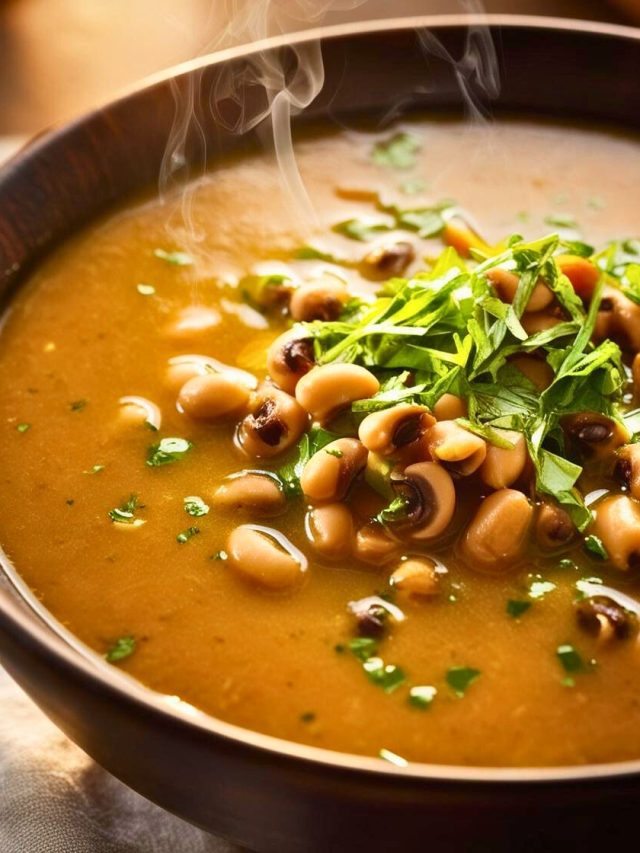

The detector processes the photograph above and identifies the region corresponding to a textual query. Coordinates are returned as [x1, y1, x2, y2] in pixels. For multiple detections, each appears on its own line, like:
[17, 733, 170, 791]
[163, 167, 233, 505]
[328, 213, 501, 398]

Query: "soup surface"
[2, 118, 640, 767]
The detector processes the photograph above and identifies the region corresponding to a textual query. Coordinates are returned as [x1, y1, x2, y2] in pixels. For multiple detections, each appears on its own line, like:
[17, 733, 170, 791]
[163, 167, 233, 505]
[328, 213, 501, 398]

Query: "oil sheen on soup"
[2, 119, 640, 768]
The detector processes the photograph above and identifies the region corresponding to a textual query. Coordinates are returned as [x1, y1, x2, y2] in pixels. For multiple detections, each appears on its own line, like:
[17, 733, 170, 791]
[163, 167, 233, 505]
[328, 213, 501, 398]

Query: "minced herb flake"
[584, 534, 609, 560]
[70, 399, 87, 412]
[556, 644, 586, 674]
[108, 494, 144, 525]
[408, 685, 437, 709]
[446, 666, 480, 697]
[507, 599, 531, 618]
[184, 496, 209, 517]
[372, 132, 421, 170]
[84, 464, 105, 475]
[16, 423, 30, 433]
[106, 635, 136, 663]
[177, 526, 199, 544]
[147, 437, 192, 467]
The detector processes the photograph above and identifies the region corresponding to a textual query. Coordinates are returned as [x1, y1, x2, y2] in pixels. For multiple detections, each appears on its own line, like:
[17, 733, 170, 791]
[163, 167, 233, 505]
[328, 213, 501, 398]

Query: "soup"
[2, 118, 640, 767]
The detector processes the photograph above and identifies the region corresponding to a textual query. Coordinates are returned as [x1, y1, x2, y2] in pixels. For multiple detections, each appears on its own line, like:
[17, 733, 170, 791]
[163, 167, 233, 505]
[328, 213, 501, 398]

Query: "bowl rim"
[2, 12, 640, 786]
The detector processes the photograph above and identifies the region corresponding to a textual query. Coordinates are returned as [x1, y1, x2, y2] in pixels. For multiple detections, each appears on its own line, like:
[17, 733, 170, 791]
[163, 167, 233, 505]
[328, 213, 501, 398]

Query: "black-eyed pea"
[564, 412, 629, 460]
[486, 267, 553, 313]
[360, 240, 415, 280]
[266, 330, 315, 394]
[226, 525, 307, 590]
[353, 522, 400, 565]
[433, 393, 467, 421]
[426, 420, 487, 475]
[462, 488, 534, 572]
[289, 277, 348, 322]
[306, 503, 354, 560]
[300, 438, 367, 503]
[178, 373, 251, 420]
[616, 444, 640, 500]
[295, 364, 380, 422]
[590, 495, 640, 571]
[479, 429, 527, 489]
[389, 558, 439, 597]
[386, 462, 456, 541]
[212, 471, 286, 517]
[238, 383, 309, 458]
[535, 501, 576, 550]
[358, 404, 435, 456]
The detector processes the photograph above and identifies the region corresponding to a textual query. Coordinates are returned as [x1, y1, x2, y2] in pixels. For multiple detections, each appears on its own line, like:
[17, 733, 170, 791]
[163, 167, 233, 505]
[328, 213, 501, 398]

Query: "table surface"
[0, 2, 636, 851]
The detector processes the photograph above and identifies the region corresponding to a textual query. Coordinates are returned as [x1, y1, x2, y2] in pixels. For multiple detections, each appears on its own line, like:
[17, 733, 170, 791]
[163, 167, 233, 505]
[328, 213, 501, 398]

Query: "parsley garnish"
[556, 644, 593, 686]
[333, 219, 391, 242]
[584, 534, 609, 560]
[324, 448, 343, 458]
[528, 576, 556, 600]
[349, 637, 378, 661]
[108, 494, 144, 525]
[300, 711, 316, 723]
[210, 550, 228, 561]
[154, 248, 193, 266]
[106, 635, 136, 663]
[184, 496, 209, 517]
[278, 426, 340, 496]
[16, 423, 30, 433]
[446, 666, 480, 697]
[146, 437, 192, 467]
[372, 132, 421, 169]
[507, 599, 531, 618]
[408, 685, 437, 709]
[70, 399, 87, 412]
[83, 464, 105, 474]
[177, 526, 199, 543]
[545, 213, 578, 229]
[363, 657, 406, 693]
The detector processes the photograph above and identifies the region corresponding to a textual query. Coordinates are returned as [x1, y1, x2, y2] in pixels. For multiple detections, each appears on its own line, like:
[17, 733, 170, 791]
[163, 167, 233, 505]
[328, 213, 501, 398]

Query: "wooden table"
[0, 0, 630, 135]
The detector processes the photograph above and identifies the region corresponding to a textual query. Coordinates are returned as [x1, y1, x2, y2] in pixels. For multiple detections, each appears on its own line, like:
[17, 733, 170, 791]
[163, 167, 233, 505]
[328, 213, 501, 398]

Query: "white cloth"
[0, 667, 243, 852]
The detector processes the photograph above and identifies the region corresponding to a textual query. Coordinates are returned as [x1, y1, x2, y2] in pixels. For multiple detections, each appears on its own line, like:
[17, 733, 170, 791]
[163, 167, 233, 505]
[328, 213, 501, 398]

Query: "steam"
[158, 0, 501, 246]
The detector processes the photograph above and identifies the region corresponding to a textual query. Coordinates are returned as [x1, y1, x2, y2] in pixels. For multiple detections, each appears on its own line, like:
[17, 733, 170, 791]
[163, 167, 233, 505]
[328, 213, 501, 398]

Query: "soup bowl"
[1, 15, 640, 852]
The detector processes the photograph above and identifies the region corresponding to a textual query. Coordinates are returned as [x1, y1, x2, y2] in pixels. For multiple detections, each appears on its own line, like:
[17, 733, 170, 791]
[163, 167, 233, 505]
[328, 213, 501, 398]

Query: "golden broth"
[2, 118, 640, 766]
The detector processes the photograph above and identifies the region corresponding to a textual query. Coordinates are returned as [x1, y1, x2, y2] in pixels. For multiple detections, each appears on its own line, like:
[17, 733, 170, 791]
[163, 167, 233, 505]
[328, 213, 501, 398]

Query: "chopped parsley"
[153, 248, 193, 266]
[584, 534, 609, 560]
[16, 423, 30, 433]
[349, 637, 378, 661]
[300, 711, 316, 723]
[106, 635, 136, 663]
[177, 526, 199, 544]
[184, 495, 209, 517]
[446, 666, 480, 697]
[544, 213, 578, 229]
[210, 550, 228, 561]
[108, 494, 144, 526]
[557, 558, 578, 571]
[556, 644, 592, 686]
[70, 399, 87, 412]
[372, 132, 421, 170]
[146, 437, 192, 467]
[400, 178, 427, 195]
[363, 657, 406, 693]
[324, 448, 343, 458]
[333, 219, 391, 242]
[278, 426, 340, 496]
[507, 599, 531, 619]
[408, 685, 437, 709]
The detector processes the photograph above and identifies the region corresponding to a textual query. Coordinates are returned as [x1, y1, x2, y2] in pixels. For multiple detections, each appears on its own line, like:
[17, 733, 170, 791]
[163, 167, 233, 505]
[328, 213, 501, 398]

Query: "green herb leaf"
[106, 635, 136, 663]
[408, 685, 437, 709]
[333, 219, 391, 242]
[584, 535, 609, 560]
[278, 426, 340, 496]
[372, 132, 421, 170]
[362, 657, 406, 693]
[16, 423, 31, 433]
[108, 494, 144, 526]
[184, 495, 209, 517]
[177, 526, 200, 544]
[545, 213, 578, 228]
[211, 550, 228, 561]
[446, 666, 480, 697]
[70, 399, 87, 412]
[83, 464, 105, 474]
[147, 437, 193, 467]
[556, 644, 585, 674]
[349, 637, 378, 662]
[154, 248, 193, 266]
[507, 599, 531, 618]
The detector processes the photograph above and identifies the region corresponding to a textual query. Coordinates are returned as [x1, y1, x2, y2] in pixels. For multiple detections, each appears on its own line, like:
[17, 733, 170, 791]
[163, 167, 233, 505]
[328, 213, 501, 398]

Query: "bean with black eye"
[536, 502, 575, 550]
[564, 412, 629, 460]
[178, 373, 251, 420]
[358, 404, 435, 457]
[360, 241, 415, 280]
[266, 330, 315, 394]
[289, 277, 348, 322]
[462, 489, 534, 572]
[615, 444, 640, 500]
[385, 462, 456, 541]
[576, 596, 638, 641]
[238, 384, 308, 458]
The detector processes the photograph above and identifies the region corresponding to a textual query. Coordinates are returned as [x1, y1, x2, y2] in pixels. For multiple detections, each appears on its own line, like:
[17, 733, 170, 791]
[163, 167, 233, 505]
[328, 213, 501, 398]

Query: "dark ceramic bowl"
[1, 15, 640, 852]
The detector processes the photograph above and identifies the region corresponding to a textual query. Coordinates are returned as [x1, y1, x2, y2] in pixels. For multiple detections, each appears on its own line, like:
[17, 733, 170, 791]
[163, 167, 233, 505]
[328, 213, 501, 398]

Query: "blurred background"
[0, 0, 638, 139]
